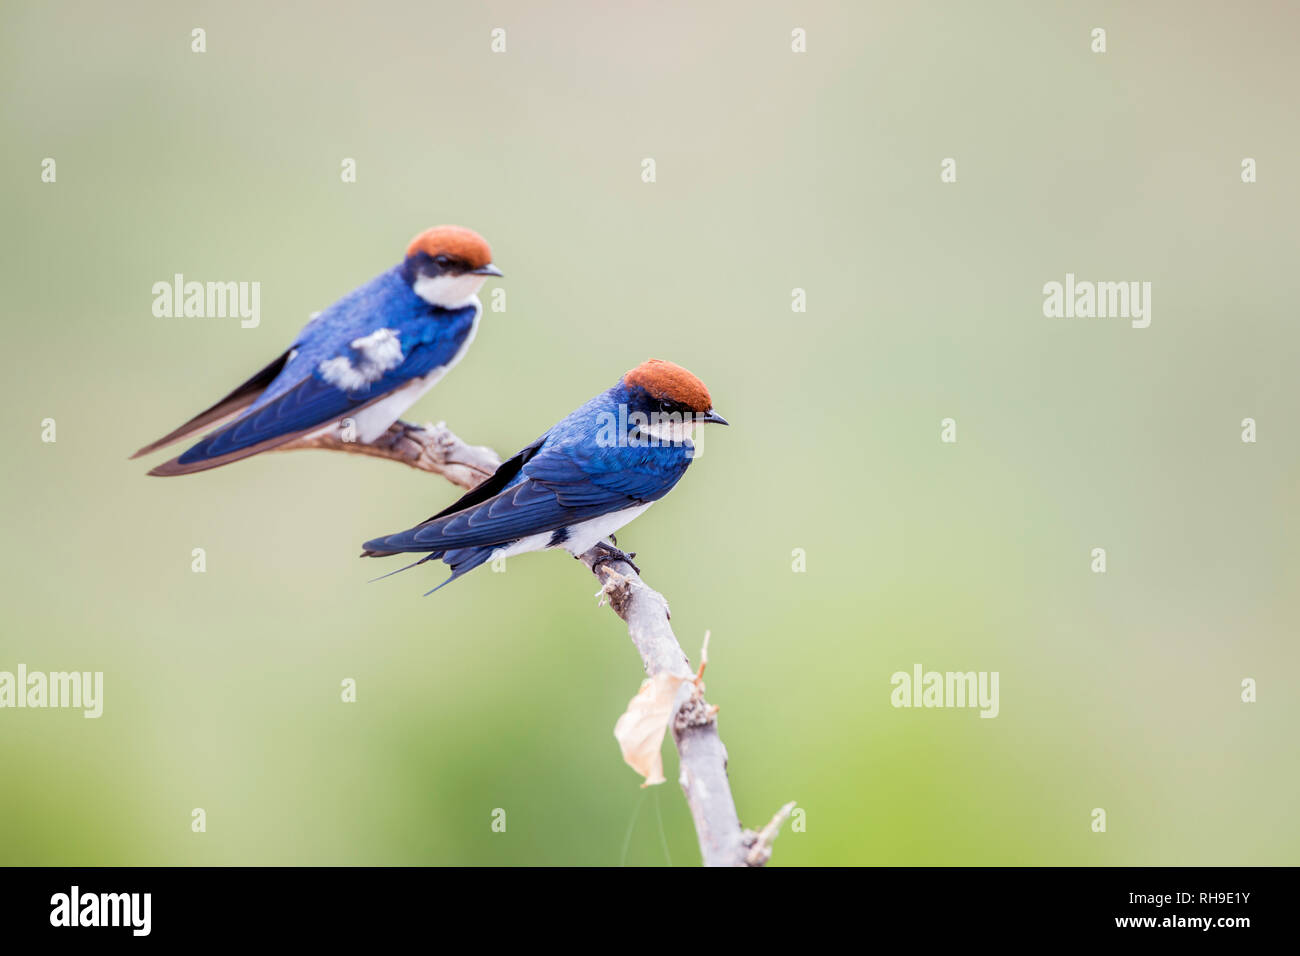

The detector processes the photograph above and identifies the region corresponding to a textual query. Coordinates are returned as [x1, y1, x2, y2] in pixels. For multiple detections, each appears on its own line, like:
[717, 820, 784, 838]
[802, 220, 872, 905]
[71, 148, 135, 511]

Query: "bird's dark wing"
[359, 436, 548, 558]
[147, 376, 393, 476]
[129, 351, 291, 459]
[145, 323, 472, 477]
[525, 449, 691, 507]
[362, 442, 690, 555]
[362, 476, 617, 554]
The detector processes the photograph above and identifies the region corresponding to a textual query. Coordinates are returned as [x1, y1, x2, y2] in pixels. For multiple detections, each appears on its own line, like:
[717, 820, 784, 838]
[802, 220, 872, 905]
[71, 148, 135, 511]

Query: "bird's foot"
[372, 420, 421, 453]
[396, 420, 439, 445]
[589, 540, 640, 576]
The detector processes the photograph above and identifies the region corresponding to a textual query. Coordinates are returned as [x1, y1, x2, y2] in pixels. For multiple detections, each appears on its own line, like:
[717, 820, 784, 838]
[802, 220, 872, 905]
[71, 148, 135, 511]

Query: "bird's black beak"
[700, 409, 729, 426]
[470, 263, 503, 277]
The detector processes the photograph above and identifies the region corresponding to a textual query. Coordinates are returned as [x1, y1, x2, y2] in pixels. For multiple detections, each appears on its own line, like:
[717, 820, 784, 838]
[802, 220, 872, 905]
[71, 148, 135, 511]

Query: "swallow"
[131, 225, 503, 475]
[362, 359, 728, 592]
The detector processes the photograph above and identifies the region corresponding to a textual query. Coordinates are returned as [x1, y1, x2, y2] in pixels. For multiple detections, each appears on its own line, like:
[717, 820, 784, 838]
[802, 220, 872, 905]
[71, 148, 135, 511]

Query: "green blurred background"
[2, 0, 1297, 865]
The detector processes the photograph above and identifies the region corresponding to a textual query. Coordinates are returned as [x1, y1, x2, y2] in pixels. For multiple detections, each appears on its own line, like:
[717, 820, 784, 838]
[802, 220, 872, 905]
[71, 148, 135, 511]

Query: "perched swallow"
[132, 226, 502, 475]
[362, 359, 728, 591]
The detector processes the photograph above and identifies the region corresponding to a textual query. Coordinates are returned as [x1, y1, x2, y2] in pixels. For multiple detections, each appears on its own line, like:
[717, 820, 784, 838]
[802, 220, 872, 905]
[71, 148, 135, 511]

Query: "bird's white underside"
[491, 502, 654, 562]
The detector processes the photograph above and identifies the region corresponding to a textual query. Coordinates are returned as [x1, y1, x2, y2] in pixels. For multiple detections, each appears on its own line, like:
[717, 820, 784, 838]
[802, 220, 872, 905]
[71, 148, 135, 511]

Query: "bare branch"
[313, 419, 790, 866]
[581, 557, 749, 865]
[280, 421, 501, 490]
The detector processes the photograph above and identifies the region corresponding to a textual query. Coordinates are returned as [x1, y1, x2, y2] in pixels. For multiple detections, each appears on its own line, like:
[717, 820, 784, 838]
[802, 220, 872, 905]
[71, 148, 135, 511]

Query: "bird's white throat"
[413, 273, 488, 310]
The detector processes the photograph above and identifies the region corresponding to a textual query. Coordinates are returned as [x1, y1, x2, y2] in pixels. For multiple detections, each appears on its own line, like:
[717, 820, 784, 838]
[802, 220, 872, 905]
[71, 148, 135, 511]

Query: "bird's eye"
[433, 254, 452, 268]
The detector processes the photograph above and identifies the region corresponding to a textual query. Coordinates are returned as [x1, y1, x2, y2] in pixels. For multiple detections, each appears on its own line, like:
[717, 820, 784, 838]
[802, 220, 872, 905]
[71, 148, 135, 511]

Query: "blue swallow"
[132, 226, 502, 475]
[362, 359, 728, 591]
